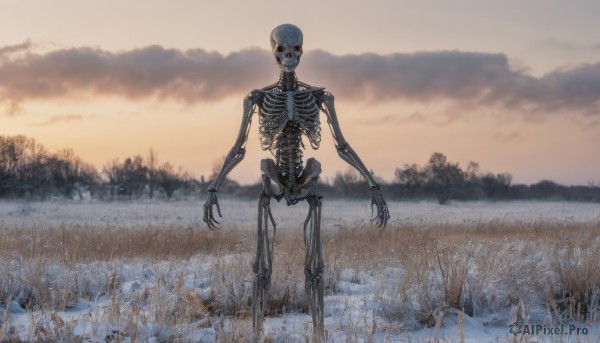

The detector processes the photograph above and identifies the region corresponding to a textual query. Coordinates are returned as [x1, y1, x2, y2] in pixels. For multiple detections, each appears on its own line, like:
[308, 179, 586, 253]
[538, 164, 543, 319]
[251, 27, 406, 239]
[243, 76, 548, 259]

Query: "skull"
[270, 24, 303, 72]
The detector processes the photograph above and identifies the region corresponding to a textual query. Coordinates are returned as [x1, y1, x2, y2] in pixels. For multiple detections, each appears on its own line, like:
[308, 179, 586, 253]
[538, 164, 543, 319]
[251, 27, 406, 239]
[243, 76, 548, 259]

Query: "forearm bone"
[320, 92, 379, 188]
[208, 94, 256, 192]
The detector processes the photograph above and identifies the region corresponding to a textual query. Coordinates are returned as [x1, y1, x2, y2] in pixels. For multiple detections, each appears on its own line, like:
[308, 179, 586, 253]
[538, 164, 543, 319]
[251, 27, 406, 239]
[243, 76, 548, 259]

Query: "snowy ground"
[1, 199, 599, 342]
[1, 198, 598, 229]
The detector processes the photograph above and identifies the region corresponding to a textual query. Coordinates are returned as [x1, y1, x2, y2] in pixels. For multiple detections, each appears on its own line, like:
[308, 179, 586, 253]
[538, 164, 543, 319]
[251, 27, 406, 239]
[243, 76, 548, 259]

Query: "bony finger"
[208, 217, 220, 230]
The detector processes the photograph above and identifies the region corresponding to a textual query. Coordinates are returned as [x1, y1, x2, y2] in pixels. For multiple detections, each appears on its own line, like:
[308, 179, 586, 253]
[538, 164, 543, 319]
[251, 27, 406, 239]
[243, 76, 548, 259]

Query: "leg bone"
[304, 194, 324, 339]
[252, 191, 276, 334]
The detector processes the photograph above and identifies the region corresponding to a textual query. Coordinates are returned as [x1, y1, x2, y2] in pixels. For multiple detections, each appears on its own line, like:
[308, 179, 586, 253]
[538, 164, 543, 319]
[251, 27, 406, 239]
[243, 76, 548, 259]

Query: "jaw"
[279, 64, 298, 72]
[277, 58, 299, 72]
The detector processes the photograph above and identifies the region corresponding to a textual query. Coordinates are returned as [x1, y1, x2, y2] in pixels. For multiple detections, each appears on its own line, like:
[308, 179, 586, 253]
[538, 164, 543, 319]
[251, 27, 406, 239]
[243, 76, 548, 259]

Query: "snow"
[1, 198, 598, 230]
[1, 199, 599, 341]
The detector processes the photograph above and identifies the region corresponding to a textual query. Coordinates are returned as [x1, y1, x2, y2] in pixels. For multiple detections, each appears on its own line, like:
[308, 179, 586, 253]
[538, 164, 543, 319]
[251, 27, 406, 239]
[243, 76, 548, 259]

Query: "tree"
[102, 155, 147, 198]
[497, 172, 513, 190]
[530, 180, 565, 200]
[158, 162, 182, 198]
[425, 152, 464, 204]
[0, 135, 50, 197]
[481, 172, 513, 199]
[121, 155, 147, 198]
[78, 162, 102, 198]
[51, 149, 82, 198]
[0, 135, 238, 200]
[465, 162, 480, 183]
[147, 148, 159, 199]
[394, 163, 426, 197]
[332, 167, 368, 197]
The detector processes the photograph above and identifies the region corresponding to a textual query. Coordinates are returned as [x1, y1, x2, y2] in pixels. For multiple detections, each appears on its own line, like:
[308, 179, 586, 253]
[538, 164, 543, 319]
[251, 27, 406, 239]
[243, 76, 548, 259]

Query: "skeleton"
[203, 24, 390, 339]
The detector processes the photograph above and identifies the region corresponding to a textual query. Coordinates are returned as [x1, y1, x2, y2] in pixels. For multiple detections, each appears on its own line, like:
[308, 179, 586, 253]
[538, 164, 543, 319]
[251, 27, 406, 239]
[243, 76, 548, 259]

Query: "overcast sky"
[1, 0, 599, 185]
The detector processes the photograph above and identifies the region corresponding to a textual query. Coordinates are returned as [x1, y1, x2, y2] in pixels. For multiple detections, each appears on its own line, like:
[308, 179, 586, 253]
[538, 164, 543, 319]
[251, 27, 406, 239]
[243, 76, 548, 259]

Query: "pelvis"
[261, 158, 321, 205]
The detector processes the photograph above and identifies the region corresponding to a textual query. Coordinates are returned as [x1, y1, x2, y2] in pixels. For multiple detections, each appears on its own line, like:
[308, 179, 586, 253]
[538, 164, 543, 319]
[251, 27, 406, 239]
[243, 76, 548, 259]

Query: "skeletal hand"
[370, 186, 390, 228]
[203, 191, 222, 230]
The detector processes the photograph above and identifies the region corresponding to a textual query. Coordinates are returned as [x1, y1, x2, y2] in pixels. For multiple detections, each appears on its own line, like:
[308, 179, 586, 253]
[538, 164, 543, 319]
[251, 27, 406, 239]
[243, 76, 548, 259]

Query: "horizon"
[2, 1, 599, 186]
[2, 132, 595, 189]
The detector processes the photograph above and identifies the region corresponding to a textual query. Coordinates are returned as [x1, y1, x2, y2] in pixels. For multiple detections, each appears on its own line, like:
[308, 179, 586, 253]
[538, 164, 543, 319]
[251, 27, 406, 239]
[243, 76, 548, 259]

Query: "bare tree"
[0, 135, 49, 197]
[395, 163, 426, 197]
[425, 152, 464, 204]
[102, 155, 147, 198]
[147, 148, 159, 199]
[158, 162, 182, 198]
[466, 161, 480, 182]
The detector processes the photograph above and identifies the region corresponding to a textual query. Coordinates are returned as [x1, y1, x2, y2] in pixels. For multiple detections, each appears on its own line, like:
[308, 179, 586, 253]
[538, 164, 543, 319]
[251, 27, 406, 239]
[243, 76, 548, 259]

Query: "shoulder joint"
[316, 91, 334, 108]
[245, 89, 263, 104]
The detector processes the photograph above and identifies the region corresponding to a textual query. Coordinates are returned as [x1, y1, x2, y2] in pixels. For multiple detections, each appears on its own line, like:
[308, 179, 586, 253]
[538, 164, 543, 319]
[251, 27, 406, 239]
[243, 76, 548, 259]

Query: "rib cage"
[258, 79, 322, 192]
[258, 89, 321, 154]
[294, 91, 321, 149]
[259, 92, 288, 152]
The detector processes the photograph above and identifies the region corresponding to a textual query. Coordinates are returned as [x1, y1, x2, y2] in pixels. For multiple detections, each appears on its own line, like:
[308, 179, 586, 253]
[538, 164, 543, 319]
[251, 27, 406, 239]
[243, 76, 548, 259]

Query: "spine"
[276, 122, 304, 189]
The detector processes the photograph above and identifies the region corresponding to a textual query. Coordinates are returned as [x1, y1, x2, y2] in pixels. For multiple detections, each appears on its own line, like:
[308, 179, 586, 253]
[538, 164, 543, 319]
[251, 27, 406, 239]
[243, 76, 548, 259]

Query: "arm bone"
[320, 92, 379, 188]
[319, 91, 390, 227]
[208, 93, 257, 192]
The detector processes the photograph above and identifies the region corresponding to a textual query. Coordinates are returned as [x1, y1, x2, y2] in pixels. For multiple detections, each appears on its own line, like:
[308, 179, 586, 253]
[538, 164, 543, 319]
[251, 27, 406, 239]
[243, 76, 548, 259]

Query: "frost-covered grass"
[1, 198, 599, 229]
[1, 199, 599, 342]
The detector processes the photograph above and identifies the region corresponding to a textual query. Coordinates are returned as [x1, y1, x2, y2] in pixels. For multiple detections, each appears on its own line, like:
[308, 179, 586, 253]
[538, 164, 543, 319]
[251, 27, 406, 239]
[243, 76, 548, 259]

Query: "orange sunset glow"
[1, 1, 599, 185]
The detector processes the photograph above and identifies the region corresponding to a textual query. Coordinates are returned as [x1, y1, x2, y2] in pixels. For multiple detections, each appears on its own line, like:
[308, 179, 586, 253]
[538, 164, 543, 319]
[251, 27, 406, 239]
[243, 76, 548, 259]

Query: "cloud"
[542, 37, 600, 52]
[303, 50, 600, 116]
[1, 42, 600, 117]
[0, 40, 32, 57]
[0, 44, 274, 113]
[33, 114, 96, 126]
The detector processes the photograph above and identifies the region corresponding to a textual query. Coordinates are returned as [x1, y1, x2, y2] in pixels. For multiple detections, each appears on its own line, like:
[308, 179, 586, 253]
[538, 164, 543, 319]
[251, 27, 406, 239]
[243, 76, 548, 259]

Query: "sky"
[1, 0, 599, 186]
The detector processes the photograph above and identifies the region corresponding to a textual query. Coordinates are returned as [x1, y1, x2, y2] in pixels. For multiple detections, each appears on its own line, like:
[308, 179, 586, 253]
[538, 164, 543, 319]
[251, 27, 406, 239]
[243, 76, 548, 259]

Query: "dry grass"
[1, 220, 599, 341]
[2, 220, 598, 264]
[0, 223, 246, 263]
[535, 239, 600, 322]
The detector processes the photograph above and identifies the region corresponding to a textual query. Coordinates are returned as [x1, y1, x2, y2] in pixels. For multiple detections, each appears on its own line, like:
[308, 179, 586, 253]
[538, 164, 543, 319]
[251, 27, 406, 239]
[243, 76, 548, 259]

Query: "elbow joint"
[231, 146, 246, 156]
[336, 142, 349, 152]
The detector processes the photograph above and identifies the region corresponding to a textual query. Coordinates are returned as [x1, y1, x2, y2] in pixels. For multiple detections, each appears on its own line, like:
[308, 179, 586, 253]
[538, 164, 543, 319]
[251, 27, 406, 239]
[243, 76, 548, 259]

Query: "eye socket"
[293, 45, 301, 51]
[276, 46, 284, 52]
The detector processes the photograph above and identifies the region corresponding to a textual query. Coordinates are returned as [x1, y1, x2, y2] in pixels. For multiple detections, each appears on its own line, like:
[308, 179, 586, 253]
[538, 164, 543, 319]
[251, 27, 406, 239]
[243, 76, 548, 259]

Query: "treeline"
[389, 152, 600, 203]
[0, 135, 200, 200]
[1, 135, 599, 202]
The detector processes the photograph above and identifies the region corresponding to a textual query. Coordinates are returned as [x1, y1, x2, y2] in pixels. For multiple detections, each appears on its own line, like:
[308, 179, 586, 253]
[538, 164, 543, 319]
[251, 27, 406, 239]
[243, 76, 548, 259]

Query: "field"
[1, 198, 599, 342]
